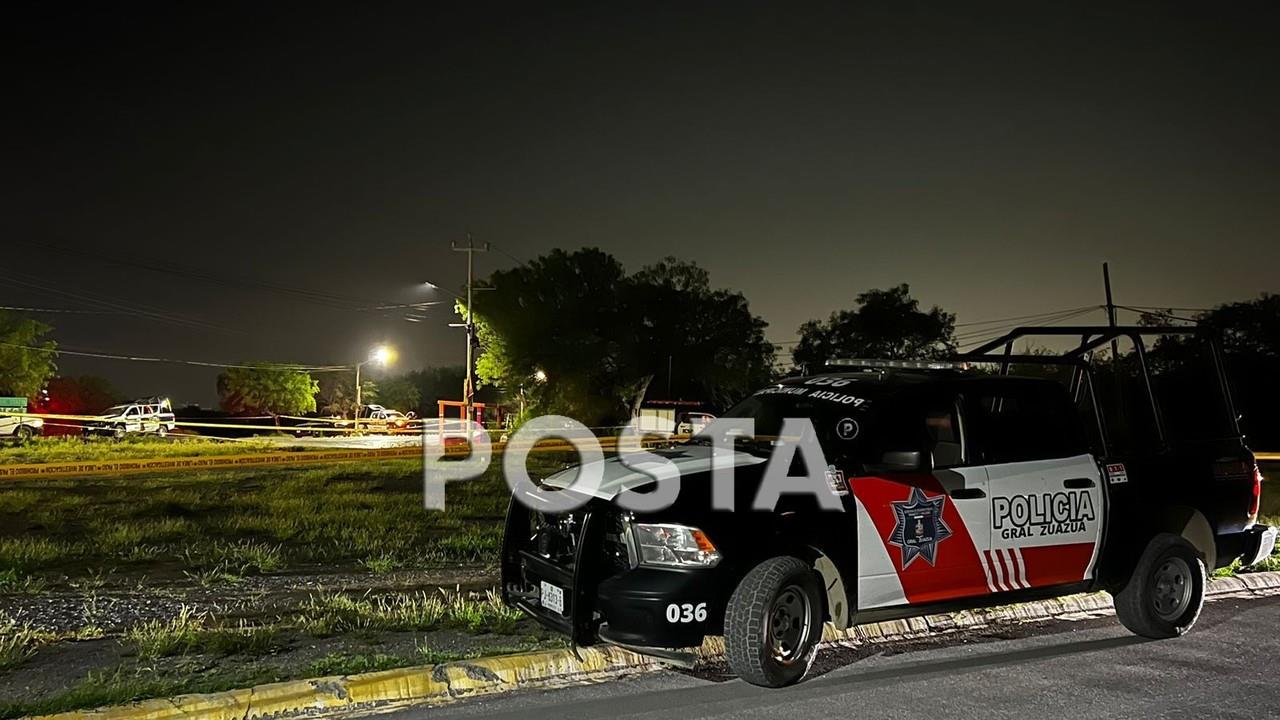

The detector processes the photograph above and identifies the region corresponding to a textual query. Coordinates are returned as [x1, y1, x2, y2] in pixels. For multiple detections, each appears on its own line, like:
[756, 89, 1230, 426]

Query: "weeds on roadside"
[0, 612, 52, 671]
[123, 607, 281, 659]
[0, 568, 47, 594]
[181, 540, 283, 576]
[306, 653, 409, 677]
[293, 588, 522, 637]
[359, 553, 401, 574]
[0, 537, 76, 572]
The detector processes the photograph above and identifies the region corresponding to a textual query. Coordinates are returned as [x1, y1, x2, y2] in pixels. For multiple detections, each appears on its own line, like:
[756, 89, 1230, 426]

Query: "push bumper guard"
[500, 497, 606, 646]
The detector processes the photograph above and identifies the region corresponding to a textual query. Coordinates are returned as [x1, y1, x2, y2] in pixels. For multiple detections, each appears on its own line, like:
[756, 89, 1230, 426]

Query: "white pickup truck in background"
[0, 397, 43, 444]
[83, 397, 177, 439]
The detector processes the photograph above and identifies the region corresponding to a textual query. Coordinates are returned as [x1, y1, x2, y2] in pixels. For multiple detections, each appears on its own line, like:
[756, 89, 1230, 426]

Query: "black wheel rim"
[1151, 556, 1193, 621]
[766, 585, 812, 665]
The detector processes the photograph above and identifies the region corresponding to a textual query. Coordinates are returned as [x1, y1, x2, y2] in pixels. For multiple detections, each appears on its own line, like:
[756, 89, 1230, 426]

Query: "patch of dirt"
[0, 566, 499, 634]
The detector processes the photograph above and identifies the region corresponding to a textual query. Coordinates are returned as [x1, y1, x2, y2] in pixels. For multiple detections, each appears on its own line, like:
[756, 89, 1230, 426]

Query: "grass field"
[0, 453, 574, 717]
[0, 435, 283, 465]
[0, 459, 520, 582]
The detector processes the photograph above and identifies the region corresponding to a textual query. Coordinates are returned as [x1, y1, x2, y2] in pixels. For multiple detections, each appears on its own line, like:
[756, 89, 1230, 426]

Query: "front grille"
[528, 509, 585, 566]
[525, 507, 632, 575]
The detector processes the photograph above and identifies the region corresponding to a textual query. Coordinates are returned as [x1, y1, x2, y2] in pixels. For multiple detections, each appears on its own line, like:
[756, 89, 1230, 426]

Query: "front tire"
[724, 555, 823, 687]
[1113, 533, 1205, 639]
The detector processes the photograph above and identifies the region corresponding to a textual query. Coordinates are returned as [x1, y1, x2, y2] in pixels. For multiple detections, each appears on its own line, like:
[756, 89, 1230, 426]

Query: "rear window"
[963, 382, 1086, 464]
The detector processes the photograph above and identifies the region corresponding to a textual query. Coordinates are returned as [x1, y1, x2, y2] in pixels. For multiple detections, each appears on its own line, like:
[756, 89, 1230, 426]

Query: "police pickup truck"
[83, 397, 177, 439]
[501, 326, 1276, 687]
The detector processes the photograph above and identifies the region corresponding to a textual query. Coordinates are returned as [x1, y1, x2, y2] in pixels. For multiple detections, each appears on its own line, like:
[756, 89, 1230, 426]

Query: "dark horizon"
[7, 2, 1279, 405]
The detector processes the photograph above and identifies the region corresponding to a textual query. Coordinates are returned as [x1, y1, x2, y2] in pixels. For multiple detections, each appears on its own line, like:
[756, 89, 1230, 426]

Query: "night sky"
[7, 2, 1279, 406]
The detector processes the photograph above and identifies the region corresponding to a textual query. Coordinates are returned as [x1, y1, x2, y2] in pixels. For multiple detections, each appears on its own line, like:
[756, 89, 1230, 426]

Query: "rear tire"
[1114, 533, 1205, 639]
[724, 555, 823, 687]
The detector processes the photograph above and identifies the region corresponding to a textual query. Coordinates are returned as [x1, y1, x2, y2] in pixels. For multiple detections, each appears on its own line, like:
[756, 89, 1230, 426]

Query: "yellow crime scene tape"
[0, 431, 686, 480]
[0, 446, 423, 480]
[0, 411, 415, 434]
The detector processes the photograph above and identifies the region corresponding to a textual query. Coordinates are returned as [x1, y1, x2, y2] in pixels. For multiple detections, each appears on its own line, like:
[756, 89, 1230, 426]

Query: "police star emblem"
[888, 487, 952, 568]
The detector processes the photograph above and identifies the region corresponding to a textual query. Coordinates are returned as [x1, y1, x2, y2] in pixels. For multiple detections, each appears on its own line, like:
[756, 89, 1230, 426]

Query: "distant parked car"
[84, 397, 177, 439]
[355, 404, 418, 434]
[0, 397, 43, 444]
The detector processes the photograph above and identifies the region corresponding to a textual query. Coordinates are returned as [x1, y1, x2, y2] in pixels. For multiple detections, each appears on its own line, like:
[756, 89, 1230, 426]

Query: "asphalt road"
[381, 595, 1280, 720]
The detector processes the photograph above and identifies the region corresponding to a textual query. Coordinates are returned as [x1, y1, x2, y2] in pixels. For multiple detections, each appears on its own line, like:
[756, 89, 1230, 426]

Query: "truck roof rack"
[953, 324, 1234, 453]
[957, 324, 1202, 360]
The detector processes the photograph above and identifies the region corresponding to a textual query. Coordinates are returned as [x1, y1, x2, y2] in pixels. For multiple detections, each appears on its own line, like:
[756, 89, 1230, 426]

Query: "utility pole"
[1103, 262, 1120, 363]
[452, 233, 489, 425]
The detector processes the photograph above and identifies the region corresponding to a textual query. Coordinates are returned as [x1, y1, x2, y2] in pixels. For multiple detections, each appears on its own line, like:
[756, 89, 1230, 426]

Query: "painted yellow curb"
[34, 573, 1280, 720]
[34, 646, 657, 720]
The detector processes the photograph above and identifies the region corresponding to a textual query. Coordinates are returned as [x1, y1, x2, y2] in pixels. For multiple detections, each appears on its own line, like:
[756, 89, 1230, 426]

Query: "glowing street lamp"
[354, 345, 396, 420]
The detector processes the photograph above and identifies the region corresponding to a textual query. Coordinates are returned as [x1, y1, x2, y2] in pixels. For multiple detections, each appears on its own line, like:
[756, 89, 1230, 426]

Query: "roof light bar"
[825, 358, 972, 371]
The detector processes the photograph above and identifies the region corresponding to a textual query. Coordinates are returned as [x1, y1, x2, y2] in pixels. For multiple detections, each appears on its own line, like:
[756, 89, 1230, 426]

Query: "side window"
[924, 399, 965, 468]
[865, 394, 968, 469]
[965, 383, 1086, 464]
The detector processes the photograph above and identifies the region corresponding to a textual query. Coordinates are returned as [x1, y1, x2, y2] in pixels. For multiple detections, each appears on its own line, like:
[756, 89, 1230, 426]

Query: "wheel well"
[1172, 507, 1216, 570]
[1119, 506, 1216, 577]
[804, 546, 851, 630]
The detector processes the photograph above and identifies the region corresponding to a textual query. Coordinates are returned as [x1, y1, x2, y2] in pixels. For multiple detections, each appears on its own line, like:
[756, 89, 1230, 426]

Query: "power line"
[1115, 305, 1198, 323]
[953, 305, 1101, 328]
[0, 340, 350, 372]
[487, 242, 526, 267]
[0, 271, 237, 334]
[956, 306, 1101, 348]
[29, 241, 390, 311]
[0, 305, 121, 315]
[953, 306, 1101, 342]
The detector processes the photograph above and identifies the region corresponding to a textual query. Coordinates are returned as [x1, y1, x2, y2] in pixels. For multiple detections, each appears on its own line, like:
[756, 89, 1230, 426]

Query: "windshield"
[104, 405, 130, 414]
[724, 388, 871, 434]
[708, 380, 889, 463]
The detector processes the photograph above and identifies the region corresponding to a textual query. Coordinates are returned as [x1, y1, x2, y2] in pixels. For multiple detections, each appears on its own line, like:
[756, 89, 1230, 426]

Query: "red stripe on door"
[1018, 543, 1096, 587]
[850, 474, 991, 605]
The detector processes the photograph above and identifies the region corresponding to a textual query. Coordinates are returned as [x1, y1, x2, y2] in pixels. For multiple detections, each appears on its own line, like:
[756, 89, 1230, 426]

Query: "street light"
[354, 345, 396, 420]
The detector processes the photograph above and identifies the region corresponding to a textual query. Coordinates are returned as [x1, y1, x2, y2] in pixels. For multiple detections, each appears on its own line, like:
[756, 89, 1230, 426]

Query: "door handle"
[948, 487, 986, 499]
[1063, 477, 1096, 489]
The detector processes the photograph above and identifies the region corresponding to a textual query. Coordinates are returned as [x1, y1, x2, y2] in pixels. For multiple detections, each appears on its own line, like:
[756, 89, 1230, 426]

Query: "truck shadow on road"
[455, 629, 1154, 719]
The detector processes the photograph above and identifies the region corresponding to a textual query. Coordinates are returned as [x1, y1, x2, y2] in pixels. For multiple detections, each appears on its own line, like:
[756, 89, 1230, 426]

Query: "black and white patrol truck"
[500, 326, 1276, 687]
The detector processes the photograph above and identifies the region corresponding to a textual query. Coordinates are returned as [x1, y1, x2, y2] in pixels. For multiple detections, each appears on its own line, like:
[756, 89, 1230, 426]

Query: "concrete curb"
[37, 571, 1280, 720]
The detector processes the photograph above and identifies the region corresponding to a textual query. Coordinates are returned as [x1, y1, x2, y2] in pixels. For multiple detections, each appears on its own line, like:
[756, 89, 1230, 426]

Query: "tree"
[0, 310, 57, 399]
[792, 285, 956, 368]
[217, 363, 318, 423]
[630, 258, 775, 410]
[375, 375, 422, 414]
[1140, 294, 1280, 447]
[314, 373, 376, 417]
[42, 375, 122, 415]
[469, 249, 775, 427]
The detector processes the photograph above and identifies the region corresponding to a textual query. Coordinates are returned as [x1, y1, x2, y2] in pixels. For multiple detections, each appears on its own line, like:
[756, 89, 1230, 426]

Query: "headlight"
[30, 419, 43, 427]
[630, 523, 721, 568]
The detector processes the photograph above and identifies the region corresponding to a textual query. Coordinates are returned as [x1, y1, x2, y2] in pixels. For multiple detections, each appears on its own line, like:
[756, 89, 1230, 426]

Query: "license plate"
[539, 580, 565, 614]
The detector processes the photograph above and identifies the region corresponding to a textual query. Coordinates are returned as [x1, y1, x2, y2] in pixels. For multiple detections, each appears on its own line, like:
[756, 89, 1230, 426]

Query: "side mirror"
[868, 450, 930, 473]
